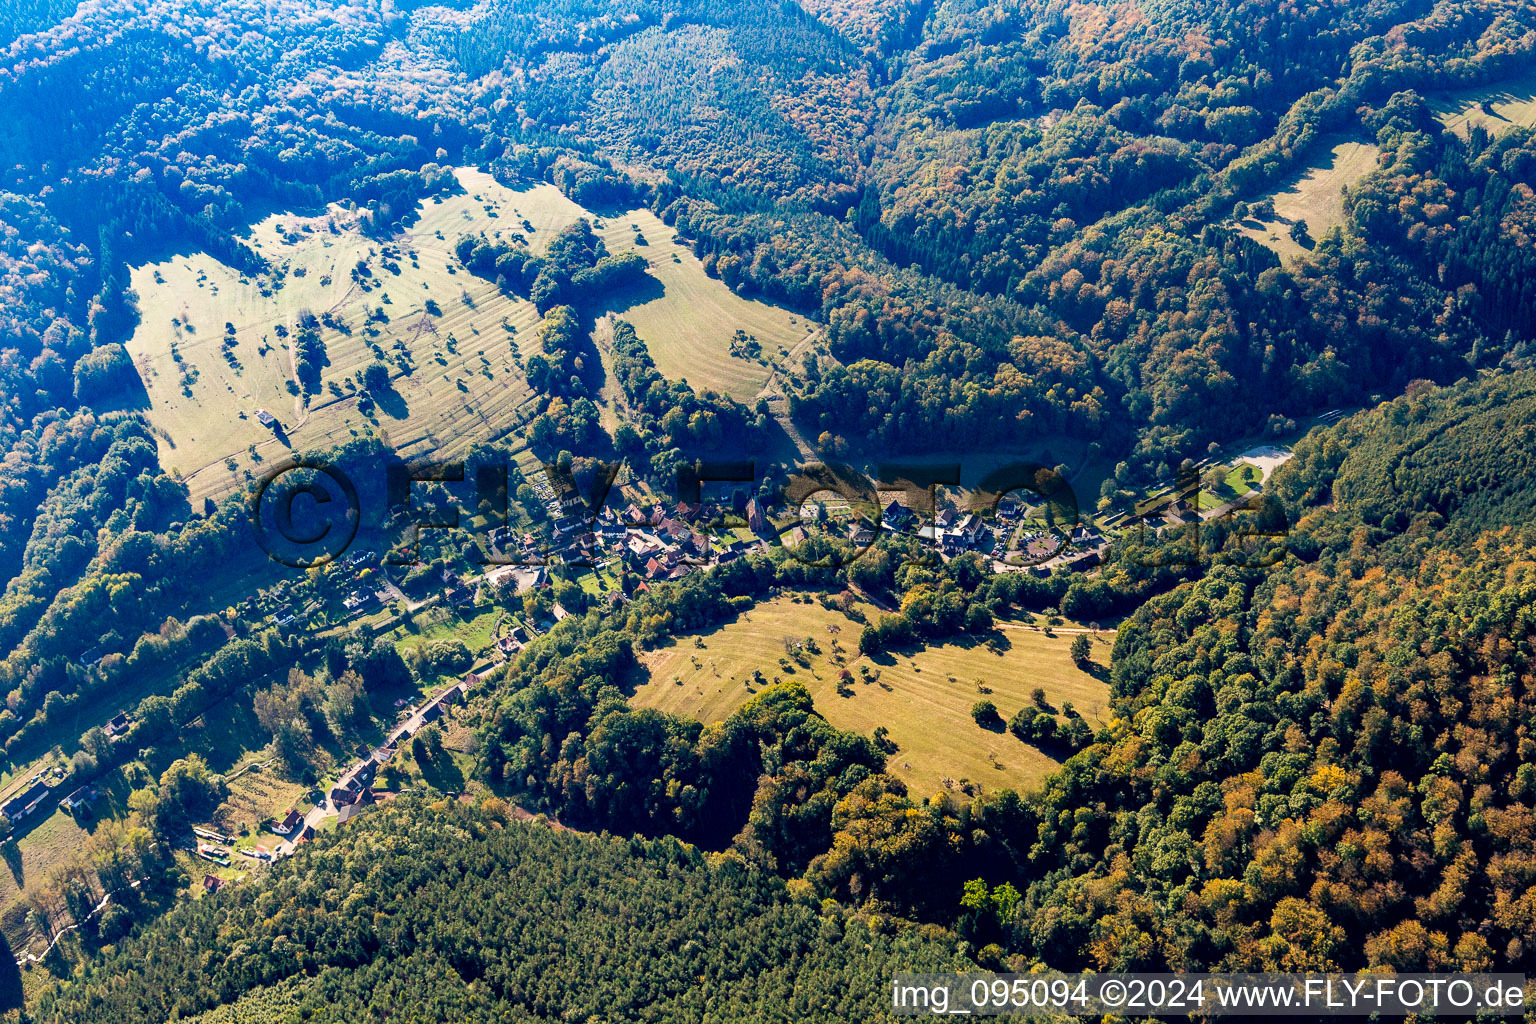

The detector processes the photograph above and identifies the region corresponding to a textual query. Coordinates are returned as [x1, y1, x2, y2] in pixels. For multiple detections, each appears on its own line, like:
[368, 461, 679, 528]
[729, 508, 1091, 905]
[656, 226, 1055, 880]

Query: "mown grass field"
[1237, 138, 1380, 261]
[587, 210, 812, 400]
[0, 808, 89, 921]
[1433, 70, 1536, 137]
[631, 596, 1111, 795]
[126, 170, 551, 501]
[125, 168, 810, 501]
[387, 603, 506, 690]
[1223, 461, 1259, 496]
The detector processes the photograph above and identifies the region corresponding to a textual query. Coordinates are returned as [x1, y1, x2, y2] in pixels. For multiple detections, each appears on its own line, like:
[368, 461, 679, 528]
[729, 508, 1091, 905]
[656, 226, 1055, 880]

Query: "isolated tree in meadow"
[1070, 633, 1091, 666]
[363, 360, 391, 394]
[971, 700, 1001, 729]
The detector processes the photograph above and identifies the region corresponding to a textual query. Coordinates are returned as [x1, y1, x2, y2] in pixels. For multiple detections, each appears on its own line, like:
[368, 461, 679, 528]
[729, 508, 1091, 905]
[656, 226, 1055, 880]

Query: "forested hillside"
[0, 0, 1531, 475]
[0, 0, 77, 47]
[34, 800, 968, 1024]
[450, 0, 1536, 468]
[1024, 526, 1536, 971]
[1273, 371, 1536, 534]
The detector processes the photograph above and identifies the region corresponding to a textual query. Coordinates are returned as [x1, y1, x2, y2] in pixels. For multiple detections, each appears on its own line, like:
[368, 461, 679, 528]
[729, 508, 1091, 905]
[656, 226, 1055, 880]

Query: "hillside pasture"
[586, 209, 812, 399]
[630, 596, 1111, 795]
[126, 170, 558, 501]
[125, 168, 812, 502]
[1237, 138, 1380, 261]
[1433, 70, 1536, 137]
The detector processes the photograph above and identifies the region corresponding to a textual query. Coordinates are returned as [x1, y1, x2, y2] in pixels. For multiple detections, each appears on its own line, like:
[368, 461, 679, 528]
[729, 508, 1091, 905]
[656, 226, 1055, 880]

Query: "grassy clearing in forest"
[1433, 70, 1536, 138]
[630, 595, 1111, 796]
[126, 171, 552, 501]
[586, 209, 811, 400]
[1237, 138, 1381, 261]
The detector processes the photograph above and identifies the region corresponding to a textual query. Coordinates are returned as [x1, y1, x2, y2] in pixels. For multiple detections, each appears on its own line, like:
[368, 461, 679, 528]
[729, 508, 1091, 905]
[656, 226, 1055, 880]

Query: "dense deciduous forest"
[1272, 371, 1536, 534]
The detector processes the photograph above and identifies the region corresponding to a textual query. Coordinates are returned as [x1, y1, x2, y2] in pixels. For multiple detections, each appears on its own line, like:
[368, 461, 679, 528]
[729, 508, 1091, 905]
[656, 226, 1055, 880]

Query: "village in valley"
[0, 437, 1294, 928]
[0, 152, 1305, 917]
[0, 431, 1268, 972]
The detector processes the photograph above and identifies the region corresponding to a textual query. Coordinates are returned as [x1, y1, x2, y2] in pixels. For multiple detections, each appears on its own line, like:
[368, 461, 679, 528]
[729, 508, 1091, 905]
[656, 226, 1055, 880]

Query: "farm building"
[2, 782, 50, 823]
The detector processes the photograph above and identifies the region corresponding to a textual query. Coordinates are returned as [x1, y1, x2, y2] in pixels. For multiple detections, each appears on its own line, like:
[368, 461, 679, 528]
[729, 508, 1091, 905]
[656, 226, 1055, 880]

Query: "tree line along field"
[422, 172, 808, 400]
[125, 168, 810, 500]
[630, 596, 1111, 796]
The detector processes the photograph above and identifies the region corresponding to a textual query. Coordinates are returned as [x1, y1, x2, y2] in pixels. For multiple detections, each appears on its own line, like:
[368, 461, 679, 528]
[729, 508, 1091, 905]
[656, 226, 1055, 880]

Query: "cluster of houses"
[190, 826, 238, 872]
[267, 673, 478, 850]
[1011, 523, 1110, 574]
[264, 481, 1120, 650]
[829, 495, 1113, 573]
[486, 498, 776, 585]
[861, 495, 1014, 556]
[1048, 525, 1110, 572]
[484, 487, 1117, 582]
[0, 766, 113, 836]
[903, 506, 993, 554]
